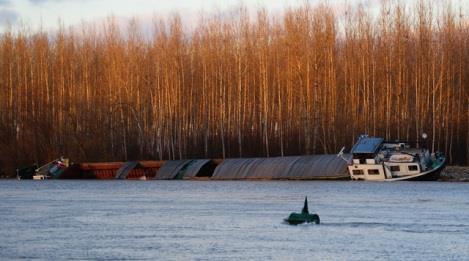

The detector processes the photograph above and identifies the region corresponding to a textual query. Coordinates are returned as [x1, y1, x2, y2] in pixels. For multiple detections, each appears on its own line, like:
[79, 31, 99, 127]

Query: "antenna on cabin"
[337, 146, 351, 164]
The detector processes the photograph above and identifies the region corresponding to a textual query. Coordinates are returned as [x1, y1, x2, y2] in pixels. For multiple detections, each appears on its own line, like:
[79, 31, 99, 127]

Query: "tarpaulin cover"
[211, 154, 351, 180]
[114, 161, 139, 179]
[182, 159, 212, 179]
[153, 160, 193, 180]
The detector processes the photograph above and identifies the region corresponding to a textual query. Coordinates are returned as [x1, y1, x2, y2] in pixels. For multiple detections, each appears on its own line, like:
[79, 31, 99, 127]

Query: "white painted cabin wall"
[348, 164, 386, 180]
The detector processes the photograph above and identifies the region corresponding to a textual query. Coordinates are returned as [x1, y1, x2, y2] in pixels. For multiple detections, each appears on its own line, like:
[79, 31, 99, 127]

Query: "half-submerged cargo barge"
[17, 155, 350, 180]
[17, 135, 445, 181]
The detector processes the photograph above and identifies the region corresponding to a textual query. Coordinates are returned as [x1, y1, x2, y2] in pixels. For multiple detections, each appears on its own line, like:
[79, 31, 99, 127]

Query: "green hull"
[35, 158, 68, 179]
[284, 197, 320, 225]
[284, 213, 320, 225]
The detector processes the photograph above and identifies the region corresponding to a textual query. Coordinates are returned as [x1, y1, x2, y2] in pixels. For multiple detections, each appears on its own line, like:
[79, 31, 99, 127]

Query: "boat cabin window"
[353, 154, 375, 164]
[368, 169, 380, 175]
[390, 166, 400, 171]
[408, 165, 418, 171]
[366, 159, 376, 164]
[352, 169, 364, 175]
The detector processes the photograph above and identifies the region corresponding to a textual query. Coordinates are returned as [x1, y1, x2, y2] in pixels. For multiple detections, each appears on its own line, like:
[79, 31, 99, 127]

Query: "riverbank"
[440, 166, 469, 182]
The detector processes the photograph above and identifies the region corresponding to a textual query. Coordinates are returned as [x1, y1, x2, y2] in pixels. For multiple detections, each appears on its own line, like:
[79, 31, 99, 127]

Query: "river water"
[0, 180, 468, 260]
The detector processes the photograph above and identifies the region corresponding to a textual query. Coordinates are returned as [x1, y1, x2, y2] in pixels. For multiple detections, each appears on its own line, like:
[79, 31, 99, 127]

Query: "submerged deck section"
[211, 154, 350, 180]
[78, 161, 163, 179]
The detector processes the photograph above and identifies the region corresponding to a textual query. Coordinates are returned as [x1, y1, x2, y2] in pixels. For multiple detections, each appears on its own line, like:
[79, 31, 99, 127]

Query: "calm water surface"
[0, 180, 468, 260]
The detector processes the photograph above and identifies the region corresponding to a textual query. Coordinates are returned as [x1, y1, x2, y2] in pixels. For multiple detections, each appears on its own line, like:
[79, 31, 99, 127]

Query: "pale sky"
[0, 0, 466, 33]
[0, 0, 374, 33]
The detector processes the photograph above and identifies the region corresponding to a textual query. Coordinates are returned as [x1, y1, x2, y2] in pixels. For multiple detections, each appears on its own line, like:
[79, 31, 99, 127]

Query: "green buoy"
[284, 197, 320, 225]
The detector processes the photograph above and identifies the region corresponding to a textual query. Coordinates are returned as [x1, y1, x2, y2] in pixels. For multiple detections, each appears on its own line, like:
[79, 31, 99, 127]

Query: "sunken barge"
[17, 135, 446, 181]
[18, 155, 350, 180]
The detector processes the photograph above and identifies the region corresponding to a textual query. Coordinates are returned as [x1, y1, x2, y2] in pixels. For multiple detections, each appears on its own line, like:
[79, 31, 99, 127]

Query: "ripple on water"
[0, 180, 469, 260]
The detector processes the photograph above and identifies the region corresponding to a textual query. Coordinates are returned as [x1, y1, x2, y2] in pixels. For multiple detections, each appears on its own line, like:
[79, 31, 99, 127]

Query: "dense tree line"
[0, 2, 467, 175]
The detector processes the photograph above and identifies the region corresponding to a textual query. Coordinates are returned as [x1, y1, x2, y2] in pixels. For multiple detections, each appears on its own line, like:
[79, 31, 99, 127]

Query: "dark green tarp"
[211, 154, 351, 180]
[154, 159, 215, 180]
[182, 159, 213, 179]
[153, 160, 193, 180]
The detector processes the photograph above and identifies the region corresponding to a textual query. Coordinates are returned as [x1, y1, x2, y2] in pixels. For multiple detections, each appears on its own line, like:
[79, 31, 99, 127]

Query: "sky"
[0, 0, 372, 33]
[0, 0, 467, 33]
